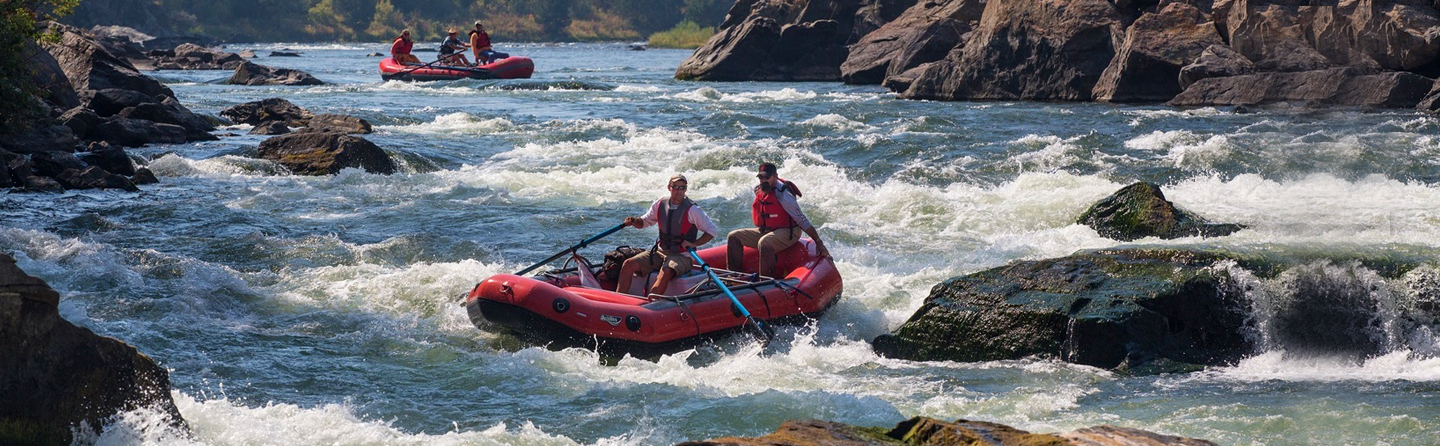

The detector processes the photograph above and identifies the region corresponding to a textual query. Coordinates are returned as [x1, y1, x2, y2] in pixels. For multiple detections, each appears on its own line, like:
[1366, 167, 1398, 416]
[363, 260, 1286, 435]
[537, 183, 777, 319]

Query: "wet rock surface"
[227, 61, 324, 86]
[1078, 182, 1244, 241]
[678, 417, 1220, 446]
[0, 253, 187, 445]
[257, 131, 397, 175]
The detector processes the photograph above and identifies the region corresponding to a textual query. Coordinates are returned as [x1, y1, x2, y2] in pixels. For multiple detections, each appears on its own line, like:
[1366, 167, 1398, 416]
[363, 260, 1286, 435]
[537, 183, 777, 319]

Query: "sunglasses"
[756, 173, 773, 180]
[670, 184, 687, 190]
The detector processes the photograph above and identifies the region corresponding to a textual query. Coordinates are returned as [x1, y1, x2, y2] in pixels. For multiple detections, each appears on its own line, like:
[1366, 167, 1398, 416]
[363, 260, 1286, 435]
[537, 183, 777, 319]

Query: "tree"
[367, 0, 401, 39]
[0, 0, 78, 135]
[683, 0, 731, 27]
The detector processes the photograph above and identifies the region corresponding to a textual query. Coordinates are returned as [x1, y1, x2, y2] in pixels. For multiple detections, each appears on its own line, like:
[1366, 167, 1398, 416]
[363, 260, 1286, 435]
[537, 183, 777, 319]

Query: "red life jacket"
[657, 198, 697, 252]
[752, 182, 798, 232]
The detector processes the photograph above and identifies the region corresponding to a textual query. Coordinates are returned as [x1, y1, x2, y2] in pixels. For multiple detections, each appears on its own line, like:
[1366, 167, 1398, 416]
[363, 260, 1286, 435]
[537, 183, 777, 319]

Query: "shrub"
[646, 21, 714, 49]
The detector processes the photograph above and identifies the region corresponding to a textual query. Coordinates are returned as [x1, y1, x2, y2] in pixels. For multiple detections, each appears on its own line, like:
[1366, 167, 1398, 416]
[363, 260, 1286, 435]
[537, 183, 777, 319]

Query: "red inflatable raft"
[464, 240, 842, 356]
[379, 57, 534, 81]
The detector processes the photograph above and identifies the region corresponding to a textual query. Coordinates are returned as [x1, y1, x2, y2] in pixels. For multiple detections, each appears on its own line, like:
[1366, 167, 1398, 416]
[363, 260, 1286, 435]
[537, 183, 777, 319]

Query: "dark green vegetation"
[0, 0, 77, 135]
[66, 0, 731, 42]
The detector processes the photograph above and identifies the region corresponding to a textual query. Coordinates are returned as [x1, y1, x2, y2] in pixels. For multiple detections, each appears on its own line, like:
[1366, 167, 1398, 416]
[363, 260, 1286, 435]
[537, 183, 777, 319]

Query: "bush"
[646, 21, 714, 49]
[0, 0, 77, 135]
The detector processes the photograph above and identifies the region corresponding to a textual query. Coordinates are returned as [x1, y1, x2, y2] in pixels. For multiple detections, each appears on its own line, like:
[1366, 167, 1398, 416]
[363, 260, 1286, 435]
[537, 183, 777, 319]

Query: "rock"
[299, 114, 372, 134]
[38, 22, 175, 99]
[900, 0, 1128, 101]
[80, 88, 155, 117]
[79, 142, 137, 176]
[115, 98, 218, 141]
[145, 35, 222, 50]
[628, 44, 646, 51]
[56, 166, 140, 191]
[680, 417, 1220, 446]
[131, 167, 159, 185]
[28, 151, 88, 178]
[239, 49, 257, 58]
[89, 25, 156, 46]
[226, 61, 323, 86]
[1178, 44, 1256, 90]
[366, 52, 384, 57]
[23, 175, 65, 192]
[871, 249, 1253, 371]
[25, 40, 81, 110]
[147, 43, 244, 70]
[842, 0, 983, 85]
[268, 51, 301, 57]
[0, 253, 186, 445]
[92, 118, 190, 147]
[1093, 3, 1225, 103]
[850, 0, 921, 42]
[881, 64, 928, 92]
[1077, 182, 1244, 241]
[6, 152, 35, 180]
[676, 1, 860, 81]
[1169, 68, 1435, 108]
[219, 97, 314, 126]
[1214, 0, 1440, 72]
[257, 132, 396, 175]
[1061, 425, 1222, 446]
[0, 125, 81, 154]
[60, 107, 103, 139]
[249, 121, 291, 135]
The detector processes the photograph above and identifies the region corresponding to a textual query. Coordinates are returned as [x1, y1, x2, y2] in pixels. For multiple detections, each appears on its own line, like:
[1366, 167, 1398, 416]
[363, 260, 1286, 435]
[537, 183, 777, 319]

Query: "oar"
[688, 248, 773, 341]
[515, 223, 627, 276]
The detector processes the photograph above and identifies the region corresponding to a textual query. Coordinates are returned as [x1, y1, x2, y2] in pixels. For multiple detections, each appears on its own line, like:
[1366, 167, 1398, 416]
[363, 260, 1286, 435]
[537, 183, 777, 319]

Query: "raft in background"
[464, 241, 842, 356]
[379, 56, 534, 81]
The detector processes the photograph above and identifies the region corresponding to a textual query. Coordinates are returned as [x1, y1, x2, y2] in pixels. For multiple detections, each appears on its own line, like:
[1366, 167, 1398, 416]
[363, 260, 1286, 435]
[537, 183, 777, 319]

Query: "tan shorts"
[394, 54, 420, 64]
[628, 249, 693, 276]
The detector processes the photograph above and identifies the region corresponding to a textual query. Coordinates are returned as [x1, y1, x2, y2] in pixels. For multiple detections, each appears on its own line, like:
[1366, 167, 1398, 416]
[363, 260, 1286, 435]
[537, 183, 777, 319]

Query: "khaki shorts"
[628, 249, 693, 276]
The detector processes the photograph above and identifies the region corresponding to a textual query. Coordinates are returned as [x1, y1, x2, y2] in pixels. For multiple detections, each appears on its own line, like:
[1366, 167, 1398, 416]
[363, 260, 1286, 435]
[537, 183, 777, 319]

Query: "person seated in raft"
[615, 174, 721, 296]
[726, 162, 829, 279]
[390, 29, 419, 64]
[438, 28, 472, 66]
[469, 21, 509, 65]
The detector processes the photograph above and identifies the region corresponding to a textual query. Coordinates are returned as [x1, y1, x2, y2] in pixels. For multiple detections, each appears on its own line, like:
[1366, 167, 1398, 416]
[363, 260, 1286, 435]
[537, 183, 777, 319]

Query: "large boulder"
[152, 43, 244, 70]
[1214, 0, 1440, 72]
[0, 253, 186, 445]
[842, 0, 984, 85]
[1077, 182, 1244, 241]
[0, 125, 80, 155]
[38, 22, 175, 99]
[226, 61, 323, 86]
[675, 0, 865, 81]
[1177, 44, 1257, 89]
[79, 88, 155, 117]
[24, 41, 81, 110]
[91, 118, 190, 147]
[679, 417, 1220, 446]
[1093, 3, 1225, 103]
[115, 98, 218, 140]
[1169, 67, 1435, 108]
[257, 132, 397, 175]
[871, 249, 1253, 371]
[219, 98, 315, 126]
[899, 0, 1128, 101]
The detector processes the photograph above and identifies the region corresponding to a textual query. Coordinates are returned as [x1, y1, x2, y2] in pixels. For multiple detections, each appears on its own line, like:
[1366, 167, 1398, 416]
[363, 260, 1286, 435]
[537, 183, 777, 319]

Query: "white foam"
[1199, 351, 1440, 382]
[800, 114, 877, 132]
[382, 112, 516, 134]
[668, 87, 821, 103]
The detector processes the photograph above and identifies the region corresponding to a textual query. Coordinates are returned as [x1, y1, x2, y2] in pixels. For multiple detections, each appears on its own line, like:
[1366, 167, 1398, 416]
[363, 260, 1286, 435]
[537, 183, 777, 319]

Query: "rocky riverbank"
[680, 0, 1440, 110]
[0, 253, 186, 445]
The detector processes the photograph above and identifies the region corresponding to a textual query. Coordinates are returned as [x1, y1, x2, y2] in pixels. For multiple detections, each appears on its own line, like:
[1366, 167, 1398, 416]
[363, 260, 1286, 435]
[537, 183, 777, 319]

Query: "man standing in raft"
[616, 174, 721, 296]
[727, 162, 829, 279]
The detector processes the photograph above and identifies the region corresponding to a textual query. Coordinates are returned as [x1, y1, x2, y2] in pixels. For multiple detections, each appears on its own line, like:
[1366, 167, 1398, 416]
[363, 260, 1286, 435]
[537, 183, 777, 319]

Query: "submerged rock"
[0, 253, 187, 445]
[1077, 182, 1243, 241]
[871, 249, 1253, 371]
[257, 131, 396, 175]
[299, 113, 372, 134]
[679, 417, 1220, 446]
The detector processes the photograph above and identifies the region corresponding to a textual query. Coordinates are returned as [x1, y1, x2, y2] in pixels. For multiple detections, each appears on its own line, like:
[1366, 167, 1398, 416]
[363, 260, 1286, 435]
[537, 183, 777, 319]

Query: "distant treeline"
[66, 0, 731, 42]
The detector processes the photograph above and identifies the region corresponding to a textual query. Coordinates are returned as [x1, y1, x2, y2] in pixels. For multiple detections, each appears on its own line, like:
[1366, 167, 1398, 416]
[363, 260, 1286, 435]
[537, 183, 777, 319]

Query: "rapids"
[3, 42, 1439, 446]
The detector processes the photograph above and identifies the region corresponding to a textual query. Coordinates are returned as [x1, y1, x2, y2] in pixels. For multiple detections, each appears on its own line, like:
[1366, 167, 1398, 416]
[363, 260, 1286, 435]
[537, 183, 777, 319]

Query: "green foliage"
[1, 0, 78, 135]
[682, 0, 730, 26]
[646, 21, 714, 49]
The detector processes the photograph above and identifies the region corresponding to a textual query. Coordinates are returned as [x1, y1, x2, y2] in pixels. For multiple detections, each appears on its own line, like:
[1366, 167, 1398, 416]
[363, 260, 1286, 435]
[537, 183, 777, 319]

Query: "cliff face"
[0, 253, 186, 446]
[677, 0, 1440, 109]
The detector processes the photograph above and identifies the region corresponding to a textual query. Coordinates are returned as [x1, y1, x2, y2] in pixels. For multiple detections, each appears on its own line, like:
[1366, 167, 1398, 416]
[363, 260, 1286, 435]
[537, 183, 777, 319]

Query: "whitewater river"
[4, 43, 1439, 445]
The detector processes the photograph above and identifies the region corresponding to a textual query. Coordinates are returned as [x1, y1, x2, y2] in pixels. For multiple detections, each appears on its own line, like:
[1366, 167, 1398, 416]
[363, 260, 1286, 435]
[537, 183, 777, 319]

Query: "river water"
[3, 43, 1439, 446]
